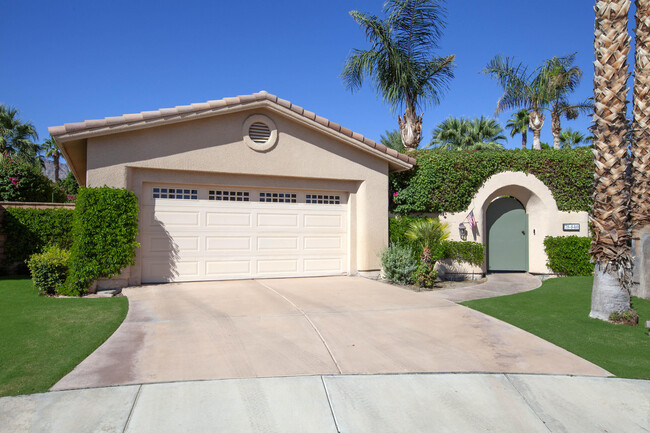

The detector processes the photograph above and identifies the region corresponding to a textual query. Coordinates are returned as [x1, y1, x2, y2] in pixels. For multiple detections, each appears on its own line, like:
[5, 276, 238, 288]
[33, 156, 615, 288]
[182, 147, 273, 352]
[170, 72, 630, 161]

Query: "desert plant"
[27, 246, 70, 295]
[381, 244, 419, 285]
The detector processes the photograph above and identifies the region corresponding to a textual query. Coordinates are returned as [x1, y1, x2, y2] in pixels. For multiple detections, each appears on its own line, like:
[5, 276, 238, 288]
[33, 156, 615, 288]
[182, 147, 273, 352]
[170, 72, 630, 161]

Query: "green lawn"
[0, 277, 128, 397]
[462, 276, 650, 379]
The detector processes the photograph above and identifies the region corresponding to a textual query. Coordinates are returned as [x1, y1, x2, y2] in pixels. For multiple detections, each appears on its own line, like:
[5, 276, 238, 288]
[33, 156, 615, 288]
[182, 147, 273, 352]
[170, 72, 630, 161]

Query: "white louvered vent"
[249, 122, 271, 143]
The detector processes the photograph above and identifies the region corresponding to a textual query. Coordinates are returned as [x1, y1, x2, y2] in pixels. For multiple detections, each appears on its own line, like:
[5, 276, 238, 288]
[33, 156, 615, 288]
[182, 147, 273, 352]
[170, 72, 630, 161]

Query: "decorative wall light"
[459, 222, 468, 241]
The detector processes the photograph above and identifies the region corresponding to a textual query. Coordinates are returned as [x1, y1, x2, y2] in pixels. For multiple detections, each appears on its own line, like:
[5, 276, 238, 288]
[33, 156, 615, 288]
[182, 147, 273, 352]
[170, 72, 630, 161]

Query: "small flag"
[468, 210, 477, 229]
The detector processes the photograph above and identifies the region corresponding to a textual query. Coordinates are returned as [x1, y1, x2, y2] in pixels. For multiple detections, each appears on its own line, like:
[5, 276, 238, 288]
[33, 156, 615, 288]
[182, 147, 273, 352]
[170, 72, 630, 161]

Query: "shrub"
[27, 246, 70, 295]
[440, 241, 485, 267]
[543, 236, 593, 276]
[65, 187, 140, 296]
[381, 244, 418, 285]
[2, 207, 74, 273]
[414, 262, 438, 288]
[0, 154, 66, 203]
[56, 171, 79, 201]
[389, 215, 423, 245]
[391, 148, 593, 214]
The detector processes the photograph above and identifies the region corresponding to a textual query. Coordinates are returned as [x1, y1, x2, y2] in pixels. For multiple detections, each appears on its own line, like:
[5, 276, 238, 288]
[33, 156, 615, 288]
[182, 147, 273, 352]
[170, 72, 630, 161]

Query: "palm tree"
[543, 54, 593, 149]
[589, 0, 633, 321]
[559, 128, 591, 148]
[0, 105, 40, 164]
[481, 54, 588, 150]
[342, 0, 455, 151]
[429, 116, 506, 150]
[505, 109, 529, 149]
[380, 129, 406, 153]
[630, 0, 650, 230]
[43, 136, 62, 181]
[405, 218, 449, 266]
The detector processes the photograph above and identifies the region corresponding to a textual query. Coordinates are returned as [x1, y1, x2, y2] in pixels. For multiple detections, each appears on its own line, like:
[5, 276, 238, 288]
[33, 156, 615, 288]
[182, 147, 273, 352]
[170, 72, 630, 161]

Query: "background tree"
[589, 0, 633, 321]
[482, 54, 588, 150]
[543, 53, 593, 149]
[630, 0, 650, 230]
[0, 105, 40, 165]
[43, 136, 62, 181]
[342, 0, 455, 151]
[380, 129, 406, 152]
[429, 116, 506, 150]
[505, 109, 529, 149]
[559, 128, 592, 148]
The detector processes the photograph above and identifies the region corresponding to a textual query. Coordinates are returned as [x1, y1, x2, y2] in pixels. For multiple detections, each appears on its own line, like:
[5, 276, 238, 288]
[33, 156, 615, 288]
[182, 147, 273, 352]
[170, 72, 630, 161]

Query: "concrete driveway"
[52, 276, 608, 391]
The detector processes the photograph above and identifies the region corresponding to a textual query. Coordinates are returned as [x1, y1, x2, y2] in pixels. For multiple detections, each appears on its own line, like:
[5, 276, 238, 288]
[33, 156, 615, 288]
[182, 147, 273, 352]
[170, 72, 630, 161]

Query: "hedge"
[391, 148, 592, 214]
[65, 187, 140, 296]
[2, 207, 74, 273]
[543, 236, 593, 276]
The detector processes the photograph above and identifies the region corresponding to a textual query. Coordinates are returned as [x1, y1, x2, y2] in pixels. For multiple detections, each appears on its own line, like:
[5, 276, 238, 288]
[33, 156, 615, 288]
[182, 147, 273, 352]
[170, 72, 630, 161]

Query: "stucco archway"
[437, 171, 589, 277]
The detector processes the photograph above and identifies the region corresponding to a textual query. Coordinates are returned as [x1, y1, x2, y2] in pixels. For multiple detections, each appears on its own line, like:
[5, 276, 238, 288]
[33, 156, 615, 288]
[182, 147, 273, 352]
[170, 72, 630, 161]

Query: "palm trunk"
[590, 0, 633, 320]
[528, 111, 544, 150]
[631, 0, 650, 229]
[521, 130, 527, 149]
[398, 104, 423, 151]
[53, 155, 60, 182]
[551, 111, 562, 149]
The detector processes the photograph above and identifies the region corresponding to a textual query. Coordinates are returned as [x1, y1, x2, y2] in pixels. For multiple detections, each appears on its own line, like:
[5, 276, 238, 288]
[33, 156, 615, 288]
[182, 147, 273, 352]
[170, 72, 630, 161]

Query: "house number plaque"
[563, 223, 580, 232]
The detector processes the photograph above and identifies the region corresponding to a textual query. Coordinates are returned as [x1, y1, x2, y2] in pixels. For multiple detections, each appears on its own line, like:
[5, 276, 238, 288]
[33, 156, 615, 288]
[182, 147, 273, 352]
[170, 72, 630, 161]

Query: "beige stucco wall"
[429, 171, 589, 276]
[84, 107, 390, 285]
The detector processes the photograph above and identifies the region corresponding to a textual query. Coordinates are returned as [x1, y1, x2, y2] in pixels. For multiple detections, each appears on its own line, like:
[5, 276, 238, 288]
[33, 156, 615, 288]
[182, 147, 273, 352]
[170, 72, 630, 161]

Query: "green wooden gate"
[486, 196, 528, 271]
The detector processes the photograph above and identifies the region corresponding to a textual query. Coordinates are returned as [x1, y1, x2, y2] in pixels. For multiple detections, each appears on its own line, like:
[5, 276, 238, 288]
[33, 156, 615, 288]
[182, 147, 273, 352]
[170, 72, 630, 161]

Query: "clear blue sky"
[2, 0, 623, 152]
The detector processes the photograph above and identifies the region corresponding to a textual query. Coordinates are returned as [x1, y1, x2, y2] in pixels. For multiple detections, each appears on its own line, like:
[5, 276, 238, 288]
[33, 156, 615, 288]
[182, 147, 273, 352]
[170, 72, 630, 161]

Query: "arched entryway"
[486, 196, 528, 271]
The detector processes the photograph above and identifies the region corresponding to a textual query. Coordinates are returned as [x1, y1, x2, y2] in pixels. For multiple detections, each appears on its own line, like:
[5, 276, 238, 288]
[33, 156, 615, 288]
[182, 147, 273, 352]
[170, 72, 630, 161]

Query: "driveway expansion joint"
[121, 384, 142, 433]
[504, 374, 553, 433]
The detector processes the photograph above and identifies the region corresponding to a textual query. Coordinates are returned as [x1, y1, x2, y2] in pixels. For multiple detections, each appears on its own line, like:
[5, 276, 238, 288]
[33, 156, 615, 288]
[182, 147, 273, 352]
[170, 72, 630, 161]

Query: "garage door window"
[259, 192, 297, 203]
[306, 194, 340, 204]
[153, 187, 198, 200]
[209, 190, 250, 201]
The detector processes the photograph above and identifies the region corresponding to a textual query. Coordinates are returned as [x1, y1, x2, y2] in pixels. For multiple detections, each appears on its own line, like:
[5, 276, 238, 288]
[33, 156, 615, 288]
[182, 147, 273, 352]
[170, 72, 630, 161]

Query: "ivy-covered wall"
[390, 148, 593, 214]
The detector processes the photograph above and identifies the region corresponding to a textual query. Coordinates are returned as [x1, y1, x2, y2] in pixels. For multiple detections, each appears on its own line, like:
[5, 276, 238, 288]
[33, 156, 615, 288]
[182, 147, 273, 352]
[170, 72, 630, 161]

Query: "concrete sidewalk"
[2, 373, 649, 433]
[431, 272, 542, 303]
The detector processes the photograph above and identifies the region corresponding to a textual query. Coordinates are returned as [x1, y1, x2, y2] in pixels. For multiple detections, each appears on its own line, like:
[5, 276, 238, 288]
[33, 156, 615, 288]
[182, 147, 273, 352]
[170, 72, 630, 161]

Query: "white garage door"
[139, 184, 348, 282]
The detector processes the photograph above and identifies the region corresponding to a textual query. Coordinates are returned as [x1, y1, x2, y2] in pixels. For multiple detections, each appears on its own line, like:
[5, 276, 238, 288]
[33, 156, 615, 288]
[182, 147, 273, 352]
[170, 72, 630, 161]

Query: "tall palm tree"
[482, 54, 588, 150]
[43, 136, 62, 181]
[0, 105, 40, 164]
[559, 128, 591, 148]
[505, 109, 529, 149]
[379, 129, 406, 153]
[342, 0, 455, 151]
[543, 54, 593, 149]
[429, 116, 506, 150]
[630, 0, 650, 230]
[589, 0, 633, 321]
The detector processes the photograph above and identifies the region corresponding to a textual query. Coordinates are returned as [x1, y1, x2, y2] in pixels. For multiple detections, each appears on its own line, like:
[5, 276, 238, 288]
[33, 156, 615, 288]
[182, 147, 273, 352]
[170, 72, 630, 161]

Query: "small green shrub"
[27, 246, 70, 295]
[2, 207, 74, 273]
[65, 187, 140, 296]
[544, 236, 593, 276]
[440, 241, 485, 267]
[389, 215, 424, 245]
[381, 244, 418, 285]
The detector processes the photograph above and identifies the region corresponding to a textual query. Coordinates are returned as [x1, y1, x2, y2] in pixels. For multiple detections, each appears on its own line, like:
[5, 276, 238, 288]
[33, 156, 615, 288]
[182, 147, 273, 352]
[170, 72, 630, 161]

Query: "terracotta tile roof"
[49, 91, 416, 166]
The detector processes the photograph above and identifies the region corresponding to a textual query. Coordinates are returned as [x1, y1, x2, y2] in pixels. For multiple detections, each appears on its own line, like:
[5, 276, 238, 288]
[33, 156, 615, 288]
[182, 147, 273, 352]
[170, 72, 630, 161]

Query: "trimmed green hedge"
[391, 148, 592, 214]
[2, 207, 74, 273]
[543, 236, 593, 276]
[65, 187, 140, 296]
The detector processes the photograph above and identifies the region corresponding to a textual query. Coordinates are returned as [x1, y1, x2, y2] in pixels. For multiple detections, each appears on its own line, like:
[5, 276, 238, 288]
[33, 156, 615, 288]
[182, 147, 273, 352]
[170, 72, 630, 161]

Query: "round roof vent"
[243, 114, 278, 152]
[249, 122, 272, 144]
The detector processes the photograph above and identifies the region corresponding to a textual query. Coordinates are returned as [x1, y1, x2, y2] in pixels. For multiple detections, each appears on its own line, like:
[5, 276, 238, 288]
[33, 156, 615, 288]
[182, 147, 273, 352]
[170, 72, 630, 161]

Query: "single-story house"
[50, 91, 415, 287]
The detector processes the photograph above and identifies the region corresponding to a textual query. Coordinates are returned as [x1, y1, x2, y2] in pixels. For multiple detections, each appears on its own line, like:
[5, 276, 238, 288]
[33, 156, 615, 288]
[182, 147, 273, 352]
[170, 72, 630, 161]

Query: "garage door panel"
[140, 184, 348, 282]
[206, 212, 252, 227]
[206, 236, 252, 252]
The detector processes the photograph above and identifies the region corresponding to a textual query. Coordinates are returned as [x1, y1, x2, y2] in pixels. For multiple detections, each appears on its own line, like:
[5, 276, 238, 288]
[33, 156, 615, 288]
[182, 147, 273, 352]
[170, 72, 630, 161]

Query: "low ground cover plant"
[462, 276, 650, 379]
[0, 277, 127, 397]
